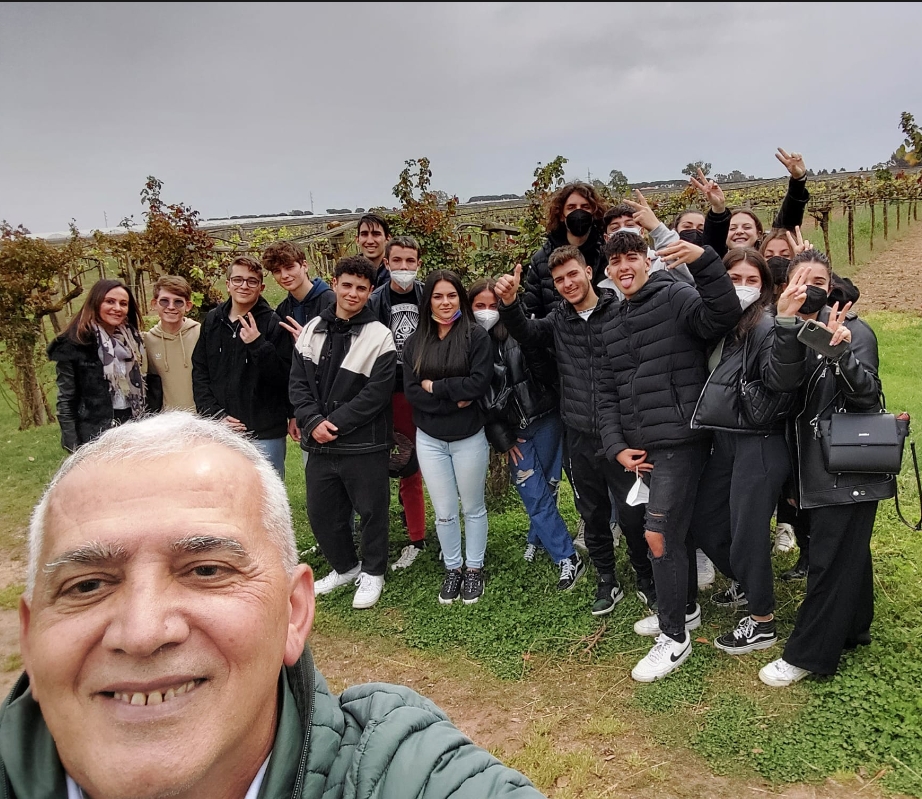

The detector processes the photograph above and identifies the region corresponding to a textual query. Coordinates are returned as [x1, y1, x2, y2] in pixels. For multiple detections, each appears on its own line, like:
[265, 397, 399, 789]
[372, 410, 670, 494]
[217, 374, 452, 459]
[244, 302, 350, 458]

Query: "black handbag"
[816, 393, 909, 474]
[738, 335, 796, 428]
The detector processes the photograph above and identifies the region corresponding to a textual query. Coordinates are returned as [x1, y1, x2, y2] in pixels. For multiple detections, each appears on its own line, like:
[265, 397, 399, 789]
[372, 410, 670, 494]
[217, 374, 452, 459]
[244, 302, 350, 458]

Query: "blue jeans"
[416, 428, 489, 570]
[513, 414, 574, 564]
[253, 437, 287, 480]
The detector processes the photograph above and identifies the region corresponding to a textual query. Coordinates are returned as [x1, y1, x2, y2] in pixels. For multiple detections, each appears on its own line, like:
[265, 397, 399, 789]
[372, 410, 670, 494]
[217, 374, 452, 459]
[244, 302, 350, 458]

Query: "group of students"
[49, 147, 889, 687]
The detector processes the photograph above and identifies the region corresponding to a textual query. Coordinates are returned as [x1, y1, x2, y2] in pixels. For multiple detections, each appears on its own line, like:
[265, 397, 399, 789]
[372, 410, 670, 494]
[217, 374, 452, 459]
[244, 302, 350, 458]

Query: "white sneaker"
[352, 572, 384, 609]
[696, 549, 716, 589]
[610, 522, 622, 548]
[634, 604, 702, 637]
[314, 563, 361, 596]
[773, 523, 796, 554]
[631, 633, 692, 682]
[391, 544, 422, 571]
[759, 658, 810, 687]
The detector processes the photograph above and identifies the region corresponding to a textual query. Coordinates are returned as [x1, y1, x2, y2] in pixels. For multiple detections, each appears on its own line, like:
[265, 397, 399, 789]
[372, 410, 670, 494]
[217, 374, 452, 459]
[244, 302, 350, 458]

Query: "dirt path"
[852, 222, 922, 313]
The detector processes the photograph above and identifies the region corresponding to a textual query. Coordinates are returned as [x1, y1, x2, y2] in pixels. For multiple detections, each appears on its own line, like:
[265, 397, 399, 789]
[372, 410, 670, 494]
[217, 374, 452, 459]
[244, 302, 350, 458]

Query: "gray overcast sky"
[1, 2, 920, 234]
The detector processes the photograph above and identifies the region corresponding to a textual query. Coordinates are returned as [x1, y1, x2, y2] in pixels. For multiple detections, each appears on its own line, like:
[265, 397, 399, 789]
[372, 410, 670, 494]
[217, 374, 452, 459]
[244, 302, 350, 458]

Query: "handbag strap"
[894, 439, 922, 532]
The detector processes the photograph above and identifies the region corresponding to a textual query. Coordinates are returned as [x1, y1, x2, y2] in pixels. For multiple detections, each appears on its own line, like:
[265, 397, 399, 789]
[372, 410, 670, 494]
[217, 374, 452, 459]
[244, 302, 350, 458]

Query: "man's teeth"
[113, 680, 198, 705]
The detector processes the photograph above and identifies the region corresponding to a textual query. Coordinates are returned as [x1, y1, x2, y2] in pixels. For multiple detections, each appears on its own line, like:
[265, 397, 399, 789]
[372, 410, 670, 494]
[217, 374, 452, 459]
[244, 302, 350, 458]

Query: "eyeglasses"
[157, 297, 187, 308]
[229, 276, 262, 288]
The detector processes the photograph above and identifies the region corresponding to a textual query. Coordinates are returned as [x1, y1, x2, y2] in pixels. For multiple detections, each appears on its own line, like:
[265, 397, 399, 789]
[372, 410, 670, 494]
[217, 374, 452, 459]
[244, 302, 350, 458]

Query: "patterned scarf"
[93, 323, 146, 418]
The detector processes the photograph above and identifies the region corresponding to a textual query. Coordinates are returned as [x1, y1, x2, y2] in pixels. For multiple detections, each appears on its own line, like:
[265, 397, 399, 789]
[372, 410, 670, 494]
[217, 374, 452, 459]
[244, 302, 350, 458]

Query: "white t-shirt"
[577, 305, 597, 321]
[66, 757, 270, 799]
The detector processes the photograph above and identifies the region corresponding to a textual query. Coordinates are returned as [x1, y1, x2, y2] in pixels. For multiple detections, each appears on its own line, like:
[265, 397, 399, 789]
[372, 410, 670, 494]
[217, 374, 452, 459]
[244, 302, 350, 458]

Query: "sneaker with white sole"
[314, 563, 362, 596]
[715, 615, 777, 654]
[631, 632, 692, 682]
[352, 572, 384, 609]
[634, 604, 702, 637]
[711, 579, 749, 609]
[759, 657, 810, 687]
[591, 575, 624, 616]
[523, 542, 543, 562]
[438, 568, 464, 604]
[391, 544, 422, 571]
[773, 523, 796, 554]
[696, 549, 716, 589]
[461, 568, 485, 604]
[556, 553, 586, 591]
[573, 519, 588, 553]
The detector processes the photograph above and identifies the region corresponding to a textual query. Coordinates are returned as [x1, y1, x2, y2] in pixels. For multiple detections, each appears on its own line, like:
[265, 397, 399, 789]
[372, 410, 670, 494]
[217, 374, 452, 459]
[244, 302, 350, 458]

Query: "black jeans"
[692, 432, 790, 616]
[643, 440, 711, 637]
[305, 449, 390, 577]
[565, 428, 650, 584]
[783, 501, 878, 675]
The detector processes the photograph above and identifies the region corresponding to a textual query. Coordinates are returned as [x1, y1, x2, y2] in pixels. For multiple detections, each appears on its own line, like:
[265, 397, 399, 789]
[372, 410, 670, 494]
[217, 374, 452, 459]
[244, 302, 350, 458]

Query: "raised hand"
[775, 148, 807, 180]
[623, 189, 661, 232]
[776, 264, 811, 317]
[655, 240, 704, 268]
[784, 225, 812, 255]
[689, 168, 726, 213]
[238, 312, 261, 343]
[823, 301, 853, 347]
[494, 263, 522, 306]
[280, 315, 304, 342]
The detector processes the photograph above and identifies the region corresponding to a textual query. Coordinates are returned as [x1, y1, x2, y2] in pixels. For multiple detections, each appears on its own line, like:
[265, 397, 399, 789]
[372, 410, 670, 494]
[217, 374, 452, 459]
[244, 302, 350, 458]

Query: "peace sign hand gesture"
[784, 226, 812, 255]
[823, 301, 853, 348]
[775, 148, 807, 180]
[623, 189, 661, 233]
[776, 265, 811, 317]
[689, 168, 726, 213]
[239, 312, 261, 344]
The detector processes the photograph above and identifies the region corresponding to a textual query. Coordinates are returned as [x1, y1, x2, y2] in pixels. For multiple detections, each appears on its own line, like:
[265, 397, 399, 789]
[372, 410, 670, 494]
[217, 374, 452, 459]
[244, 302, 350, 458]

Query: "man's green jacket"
[0, 646, 545, 798]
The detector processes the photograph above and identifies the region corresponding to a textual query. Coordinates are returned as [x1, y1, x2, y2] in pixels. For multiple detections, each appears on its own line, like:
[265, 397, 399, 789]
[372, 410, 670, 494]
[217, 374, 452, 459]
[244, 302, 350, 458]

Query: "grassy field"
[1, 310, 920, 795]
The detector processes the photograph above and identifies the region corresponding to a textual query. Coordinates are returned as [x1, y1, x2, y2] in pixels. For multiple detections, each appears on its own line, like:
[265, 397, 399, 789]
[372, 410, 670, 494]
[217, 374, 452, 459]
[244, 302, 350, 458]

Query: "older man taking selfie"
[2, 411, 543, 799]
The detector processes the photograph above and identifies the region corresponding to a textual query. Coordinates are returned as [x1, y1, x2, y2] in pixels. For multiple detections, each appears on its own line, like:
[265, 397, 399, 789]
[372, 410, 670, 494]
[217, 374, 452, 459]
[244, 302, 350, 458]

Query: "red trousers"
[392, 392, 426, 542]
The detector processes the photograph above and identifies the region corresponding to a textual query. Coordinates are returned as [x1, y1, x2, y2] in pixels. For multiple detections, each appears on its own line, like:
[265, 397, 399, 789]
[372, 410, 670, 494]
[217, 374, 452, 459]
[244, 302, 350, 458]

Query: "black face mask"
[798, 284, 829, 315]
[767, 256, 791, 287]
[565, 209, 594, 237]
[678, 229, 704, 247]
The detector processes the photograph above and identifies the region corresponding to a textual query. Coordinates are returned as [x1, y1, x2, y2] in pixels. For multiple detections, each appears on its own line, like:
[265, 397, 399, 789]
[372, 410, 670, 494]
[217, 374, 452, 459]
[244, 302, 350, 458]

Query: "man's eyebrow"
[43, 542, 130, 577]
[170, 536, 250, 559]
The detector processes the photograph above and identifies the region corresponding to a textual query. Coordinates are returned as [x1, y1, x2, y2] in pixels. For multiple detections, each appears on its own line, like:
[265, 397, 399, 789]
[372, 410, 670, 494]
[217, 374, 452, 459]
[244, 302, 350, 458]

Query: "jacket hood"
[303, 277, 332, 301]
[560, 286, 617, 319]
[148, 317, 200, 341]
[213, 295, 274, 324]
[318, 303, 377, 328]
[625, 269, 674, 305]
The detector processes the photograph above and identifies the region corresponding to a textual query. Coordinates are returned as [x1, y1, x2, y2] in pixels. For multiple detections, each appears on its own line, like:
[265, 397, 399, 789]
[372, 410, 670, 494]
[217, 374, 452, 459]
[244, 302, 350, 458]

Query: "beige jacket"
[144, 318, 201, 411]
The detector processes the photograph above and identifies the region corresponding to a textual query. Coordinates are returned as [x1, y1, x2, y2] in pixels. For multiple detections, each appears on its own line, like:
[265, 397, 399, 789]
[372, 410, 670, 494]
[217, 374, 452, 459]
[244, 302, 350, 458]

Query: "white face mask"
[391, 270, 417, 290]
[735, 285, 761, 311]
[473, 309, 500, 332]
[626, 471, 649, 506]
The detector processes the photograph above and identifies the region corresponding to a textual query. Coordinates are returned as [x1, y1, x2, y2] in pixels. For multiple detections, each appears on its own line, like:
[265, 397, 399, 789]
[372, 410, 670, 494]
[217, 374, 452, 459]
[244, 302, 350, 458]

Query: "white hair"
[27, 411, 297, 599]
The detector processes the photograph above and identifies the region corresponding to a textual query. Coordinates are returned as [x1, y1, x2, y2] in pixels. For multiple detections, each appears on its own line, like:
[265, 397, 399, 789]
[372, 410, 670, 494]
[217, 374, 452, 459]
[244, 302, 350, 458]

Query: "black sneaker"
[711, 580, 749, 609]
[438, 568, 463, 605]
[780, 554, 809, 582]
[557, 554, 586, 591]
[461, 568, 484, 605]
[636, 575, 658, 613]
[715, 615, 777, 654]
[591, 575, 625, 616]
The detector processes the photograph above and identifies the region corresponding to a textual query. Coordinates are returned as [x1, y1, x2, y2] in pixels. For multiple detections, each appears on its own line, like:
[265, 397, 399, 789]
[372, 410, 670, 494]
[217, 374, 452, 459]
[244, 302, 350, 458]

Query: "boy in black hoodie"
[290, 256, 397, 610]
[191, 255, 292, 477]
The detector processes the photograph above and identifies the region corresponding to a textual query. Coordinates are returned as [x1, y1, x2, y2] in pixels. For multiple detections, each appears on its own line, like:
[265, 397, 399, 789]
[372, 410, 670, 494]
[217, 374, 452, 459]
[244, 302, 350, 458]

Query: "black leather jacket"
[765, 307, 893, 508]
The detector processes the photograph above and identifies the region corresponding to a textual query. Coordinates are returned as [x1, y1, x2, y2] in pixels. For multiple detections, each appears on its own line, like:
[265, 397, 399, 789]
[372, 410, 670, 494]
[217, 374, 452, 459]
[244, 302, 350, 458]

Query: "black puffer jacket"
[764, 308, 893, 508]
[597, 247, 741, 458]
[522, 226, 607, 320]
[704, 176, 810, 257]
[690, 310, 794, 433]
[47, 334, 160, 452]
[481, 332, 559, 452]
[191, 296, 292, 440]
[500, 289, 618, 437]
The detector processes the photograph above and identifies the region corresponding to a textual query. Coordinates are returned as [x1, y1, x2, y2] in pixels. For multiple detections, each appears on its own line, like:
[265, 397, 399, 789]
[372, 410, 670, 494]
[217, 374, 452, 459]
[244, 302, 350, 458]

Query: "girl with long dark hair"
[680, 249, 795, 654]
[48, 279, 152, 451]
[403, 270, 493, 605]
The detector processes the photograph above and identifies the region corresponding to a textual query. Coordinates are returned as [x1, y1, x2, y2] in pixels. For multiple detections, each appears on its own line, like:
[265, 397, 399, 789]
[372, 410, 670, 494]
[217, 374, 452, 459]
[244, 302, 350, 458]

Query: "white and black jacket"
[290, 305, 397, 455]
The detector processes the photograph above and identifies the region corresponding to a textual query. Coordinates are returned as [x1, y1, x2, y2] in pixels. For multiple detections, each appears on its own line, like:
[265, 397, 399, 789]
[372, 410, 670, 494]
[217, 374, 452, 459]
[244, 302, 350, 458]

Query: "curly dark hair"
[333, 255, 376, 285]
[544, 181, 607, 232]
[603, 231, 648, 260]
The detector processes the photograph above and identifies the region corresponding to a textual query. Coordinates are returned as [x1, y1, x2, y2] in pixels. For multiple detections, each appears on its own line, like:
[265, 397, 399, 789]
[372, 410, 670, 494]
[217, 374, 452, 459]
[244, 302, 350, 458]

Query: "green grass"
[3, 312, 921, 795]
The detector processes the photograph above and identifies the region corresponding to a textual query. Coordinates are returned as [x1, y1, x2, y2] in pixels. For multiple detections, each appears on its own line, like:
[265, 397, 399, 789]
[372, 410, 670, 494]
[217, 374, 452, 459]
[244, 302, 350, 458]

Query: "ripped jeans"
[416, 428, 489, 570]
[512, 413, 574, 564]
[643, 441, 711, 637]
